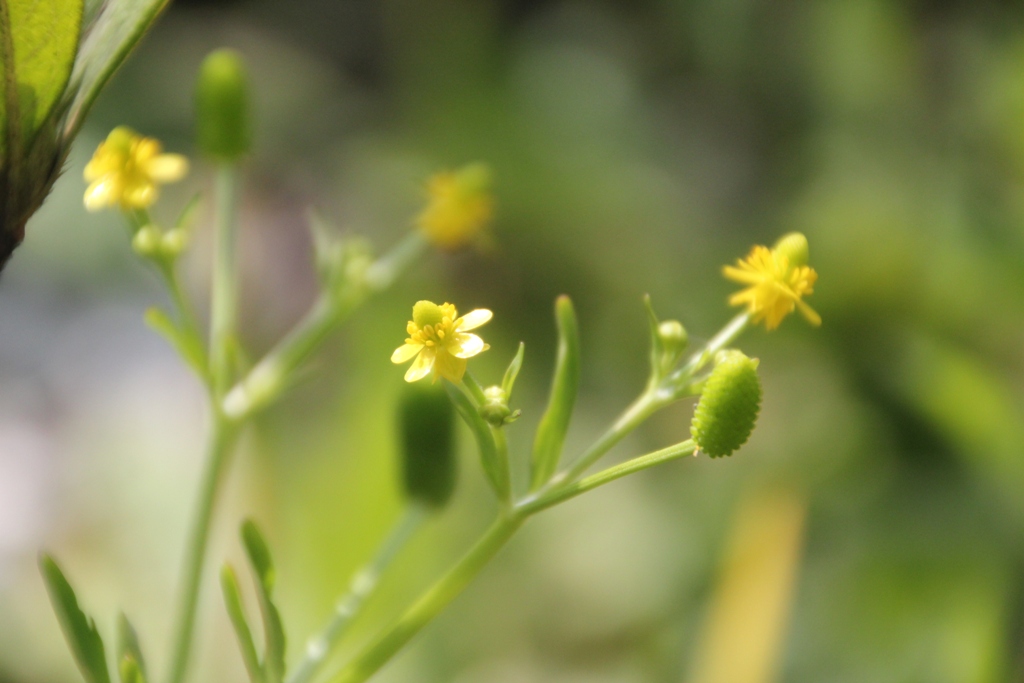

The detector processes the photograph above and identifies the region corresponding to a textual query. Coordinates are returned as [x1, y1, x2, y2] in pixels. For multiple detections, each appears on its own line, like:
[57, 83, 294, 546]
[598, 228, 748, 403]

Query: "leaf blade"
[39, 554, 111, 683]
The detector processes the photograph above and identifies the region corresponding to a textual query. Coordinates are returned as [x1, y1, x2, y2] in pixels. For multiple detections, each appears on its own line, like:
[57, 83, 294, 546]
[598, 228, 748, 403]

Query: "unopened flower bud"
[772, 232, 809, 268]
[480, 386, 511, 426]
[196, 49, 252, 161]
[132, 224, 161, 257]
[161, 229, 189, 257]
[691, 350, 762, 458]
[398, 381, 457, 508]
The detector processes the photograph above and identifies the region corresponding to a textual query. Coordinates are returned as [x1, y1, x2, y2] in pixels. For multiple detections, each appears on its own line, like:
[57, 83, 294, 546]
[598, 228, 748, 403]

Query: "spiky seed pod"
[398, 381, 457, 507]
[196, 49, 252, 161]
[691, 351, 762, 458]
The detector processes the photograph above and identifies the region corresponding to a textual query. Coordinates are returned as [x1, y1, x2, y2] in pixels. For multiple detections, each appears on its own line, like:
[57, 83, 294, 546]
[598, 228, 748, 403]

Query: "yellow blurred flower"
[392, 301, 492, 383]
[416, 163, 494, 249]
[83, 127, 188, 212]
[723, 236, 820, 331]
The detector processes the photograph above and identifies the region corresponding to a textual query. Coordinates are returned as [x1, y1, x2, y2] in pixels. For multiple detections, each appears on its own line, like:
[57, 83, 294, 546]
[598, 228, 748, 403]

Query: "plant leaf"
[0, 0, 83, 159]
[117, 614, 146, 683]
[39, 554, 111, 683]
[220, 564, 265, 683]
[530, 296, 580, 490]
[63, 0, 171, 137]
[144, 307, 208, 380]
[446, 381, 510, 501]
[241, 520, 286, 683]
[501, 342, 525, 398]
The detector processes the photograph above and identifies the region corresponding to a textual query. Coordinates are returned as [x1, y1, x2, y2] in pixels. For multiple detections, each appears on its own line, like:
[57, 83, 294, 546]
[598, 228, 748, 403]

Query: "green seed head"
[398, 381, 457, 507]
[195, 49, 252, 161]
[412, 300, 444, 328]
[691, 350, 762, 458]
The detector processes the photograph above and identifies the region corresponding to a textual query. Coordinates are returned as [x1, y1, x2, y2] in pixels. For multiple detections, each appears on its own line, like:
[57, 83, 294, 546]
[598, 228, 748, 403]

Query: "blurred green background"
[2, 0, 1024, 681]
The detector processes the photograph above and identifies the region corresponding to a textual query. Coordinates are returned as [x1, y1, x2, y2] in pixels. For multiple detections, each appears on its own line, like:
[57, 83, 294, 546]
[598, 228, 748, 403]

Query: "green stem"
[548, 313, 751, 488]
[517, 440, 696, 516]
[330, 515, 524, 683]
[210, 165, 240, 396]
[555, 391, 662, 486]
[222, 234, 428, 420]
[330, 439, 699, 683]
[167, 415, 240, 683]
[287, 505, 428, 683]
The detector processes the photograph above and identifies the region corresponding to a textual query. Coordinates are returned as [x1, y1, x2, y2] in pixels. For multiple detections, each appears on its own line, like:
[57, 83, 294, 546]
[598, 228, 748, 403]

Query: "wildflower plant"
[35, 48, 822, 683]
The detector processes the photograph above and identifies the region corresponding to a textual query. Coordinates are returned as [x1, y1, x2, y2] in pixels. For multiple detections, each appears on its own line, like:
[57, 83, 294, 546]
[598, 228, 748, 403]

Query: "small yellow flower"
[416, 163, 494, 250]
[723, 233, 820, 331]
[392, 301, 492, 383]
[83, 127, 188, 212]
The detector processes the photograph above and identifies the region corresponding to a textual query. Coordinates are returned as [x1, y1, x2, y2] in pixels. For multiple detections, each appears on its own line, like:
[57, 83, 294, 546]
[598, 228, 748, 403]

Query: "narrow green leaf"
[144, 307, 207, 379]
[220, 564, 264, 683]
[241, 520, 286, 683]
[174, 194, 203, 232]
[445, 382, 510, 501]
[501, 342, 525, 397]
[530, 296, 581, 490]
[0, 0, 83, 157]
[39, 554, 110, 683]
[63, 0, 171, 137]
[117, 614, 146, 683]
[643, 294, 663, 380]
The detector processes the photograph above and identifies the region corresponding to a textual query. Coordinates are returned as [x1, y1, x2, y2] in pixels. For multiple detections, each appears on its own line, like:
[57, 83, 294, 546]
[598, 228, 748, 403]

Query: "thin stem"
[554, 391, 662, 487]
[364, 232, 427, 290]
[167, 415, 240, 683]
[545, 313, 751, 489]
[210, 165, 240, 397]
[222, 235, 428, 420]
[330, 516, 523, 683]
[518, 440, 696, 516]
[287, 505, 429, 683]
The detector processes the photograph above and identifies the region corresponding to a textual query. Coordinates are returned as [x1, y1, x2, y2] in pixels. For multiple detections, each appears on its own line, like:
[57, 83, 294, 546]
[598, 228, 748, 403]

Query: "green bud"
[690, 350, 762, 458]
[398, 381, 457, 508]
[480, 385, 520, 426]
[772, 232, 809, 268]
[412, 300, 444, 328]
[161, 229, 189, 257]
[195, 49, 252, 161]
[132, 225, 161, 257]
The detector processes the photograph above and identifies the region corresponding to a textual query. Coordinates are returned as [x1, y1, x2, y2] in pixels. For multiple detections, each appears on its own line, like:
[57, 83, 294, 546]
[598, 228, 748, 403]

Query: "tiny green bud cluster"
[690, 350, 762, 458]
[480, 385, 521, 426]
[132, 224, 190, 261]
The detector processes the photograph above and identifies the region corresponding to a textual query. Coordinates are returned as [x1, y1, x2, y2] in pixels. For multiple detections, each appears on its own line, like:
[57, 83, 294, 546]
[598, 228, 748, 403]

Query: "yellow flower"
[723, 233, 820, 331]
[83, 127, 188, 212]
[392, 301, 492, 383]
[416, 163, 494, 250]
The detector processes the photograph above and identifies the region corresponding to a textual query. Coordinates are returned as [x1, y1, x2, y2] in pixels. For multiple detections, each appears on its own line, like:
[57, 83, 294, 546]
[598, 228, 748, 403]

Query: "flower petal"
[404, 348, 435, 382]
[795, 299, 821, 327]
[434, 352, 467, 382]
[84, 179, 117, 211]
[391, 343, 423, 363]
[450, 333, 487, 359]
[146, 154, 189, 183]
[457, 309, 492, 331]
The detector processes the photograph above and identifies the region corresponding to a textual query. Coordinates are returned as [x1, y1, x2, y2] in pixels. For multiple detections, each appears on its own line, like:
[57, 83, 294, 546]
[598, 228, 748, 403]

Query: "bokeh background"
[2, 0, 1024, 681]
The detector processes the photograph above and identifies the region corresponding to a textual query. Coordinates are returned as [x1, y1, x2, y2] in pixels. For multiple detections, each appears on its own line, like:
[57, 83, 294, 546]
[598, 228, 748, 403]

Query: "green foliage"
[220, 565, 264, 683]
[0, 0, 82, 156]
[446, 381, 509, 501]
[117, 615, 147, 683]
[398, 381, 458, 508]
[531, 296, 580, 490]
[39, 555, 110, 683]
[241, 520, 287, 683]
